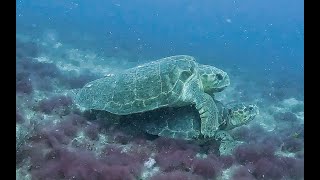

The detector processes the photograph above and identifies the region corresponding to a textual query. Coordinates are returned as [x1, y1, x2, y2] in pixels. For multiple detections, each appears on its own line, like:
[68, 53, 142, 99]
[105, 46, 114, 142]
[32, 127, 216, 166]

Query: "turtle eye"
[249, 106, 254, 111]
[216, 74, 223, 80]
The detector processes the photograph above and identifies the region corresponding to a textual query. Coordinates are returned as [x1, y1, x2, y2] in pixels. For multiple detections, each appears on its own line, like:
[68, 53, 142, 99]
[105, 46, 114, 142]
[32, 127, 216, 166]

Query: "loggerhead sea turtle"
[75, 55, 230, 137]
[88, 98, 259, 155]
[120, 99, 259, 155]
[125, 100, 258, 140]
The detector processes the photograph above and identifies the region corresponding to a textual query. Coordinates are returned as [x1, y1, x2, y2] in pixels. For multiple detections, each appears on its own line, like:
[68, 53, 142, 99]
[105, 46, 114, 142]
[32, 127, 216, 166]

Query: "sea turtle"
[125, 100, 258, 140]
[75, 55, 230, 137]
[88, 98, 259, 155]
[120, 99, 259, 155]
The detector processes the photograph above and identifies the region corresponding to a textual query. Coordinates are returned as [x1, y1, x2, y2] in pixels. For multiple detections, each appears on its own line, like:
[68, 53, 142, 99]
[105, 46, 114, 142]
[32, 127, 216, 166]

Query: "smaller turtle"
[125, 100, 258, 140]
[120, 99, 259, 155]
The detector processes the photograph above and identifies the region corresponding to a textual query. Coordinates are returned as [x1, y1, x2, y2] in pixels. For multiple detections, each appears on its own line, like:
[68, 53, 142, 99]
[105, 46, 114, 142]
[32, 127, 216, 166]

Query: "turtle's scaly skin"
[76, 55, 230, 137]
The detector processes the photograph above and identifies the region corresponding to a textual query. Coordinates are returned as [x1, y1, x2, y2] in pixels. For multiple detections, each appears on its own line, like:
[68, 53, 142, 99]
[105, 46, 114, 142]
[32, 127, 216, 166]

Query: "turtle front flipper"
[194, 92, 219, 138]
[214, 130, 242, 155]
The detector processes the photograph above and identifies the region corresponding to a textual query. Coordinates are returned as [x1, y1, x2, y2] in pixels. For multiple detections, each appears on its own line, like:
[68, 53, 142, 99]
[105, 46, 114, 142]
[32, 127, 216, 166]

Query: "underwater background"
[16, 0, 304, 180]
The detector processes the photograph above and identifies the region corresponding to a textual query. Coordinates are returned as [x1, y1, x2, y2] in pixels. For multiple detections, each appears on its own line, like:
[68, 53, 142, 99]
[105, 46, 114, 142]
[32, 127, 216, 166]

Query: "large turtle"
[75, 55, 230, 137]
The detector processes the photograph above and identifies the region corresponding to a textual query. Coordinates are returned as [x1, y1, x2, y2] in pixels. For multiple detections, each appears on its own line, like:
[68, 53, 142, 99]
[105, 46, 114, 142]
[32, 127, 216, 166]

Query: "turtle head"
[198, 65, 230, 94]
[225, 103, 259, 129]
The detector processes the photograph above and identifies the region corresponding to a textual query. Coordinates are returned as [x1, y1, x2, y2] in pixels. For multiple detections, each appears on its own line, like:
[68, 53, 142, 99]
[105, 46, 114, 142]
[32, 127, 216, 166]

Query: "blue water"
[16, 0, 303, 77]
[16, 1, 304, 179]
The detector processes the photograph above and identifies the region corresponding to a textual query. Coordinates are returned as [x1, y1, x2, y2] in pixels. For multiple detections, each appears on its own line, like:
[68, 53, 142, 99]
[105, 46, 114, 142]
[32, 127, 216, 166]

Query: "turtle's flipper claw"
[194, 93, 219, 138]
